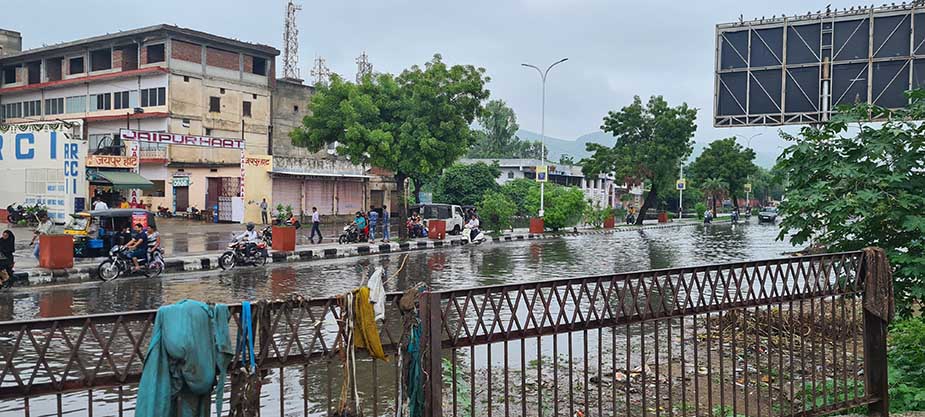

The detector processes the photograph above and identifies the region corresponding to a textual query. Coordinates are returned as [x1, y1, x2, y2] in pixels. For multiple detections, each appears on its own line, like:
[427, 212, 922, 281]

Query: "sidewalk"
[4, 218, 714, 287]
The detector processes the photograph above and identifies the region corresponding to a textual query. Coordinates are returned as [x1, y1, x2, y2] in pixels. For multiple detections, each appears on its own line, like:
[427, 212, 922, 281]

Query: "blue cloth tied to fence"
[136, 299, 234, 417]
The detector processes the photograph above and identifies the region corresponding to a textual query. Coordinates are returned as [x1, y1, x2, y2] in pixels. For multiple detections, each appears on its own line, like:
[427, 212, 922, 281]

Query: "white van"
[409, 203, 466, 234]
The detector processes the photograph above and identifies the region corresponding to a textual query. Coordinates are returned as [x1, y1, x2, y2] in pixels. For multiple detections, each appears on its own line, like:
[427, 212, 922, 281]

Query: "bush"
[433, 162, 501, 206]
[584, 203, 616, 228]
[499, 178, 537, 217]
[888, 317, 925, 412]
[478, 191, 516, 234]
[695, 202, 707, 220]
[525, 184, 587, 231]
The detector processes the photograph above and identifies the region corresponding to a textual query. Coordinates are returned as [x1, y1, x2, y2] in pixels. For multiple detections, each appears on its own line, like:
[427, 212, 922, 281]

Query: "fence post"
[423, 291, 443, 417]
[861, 249, 891, 417]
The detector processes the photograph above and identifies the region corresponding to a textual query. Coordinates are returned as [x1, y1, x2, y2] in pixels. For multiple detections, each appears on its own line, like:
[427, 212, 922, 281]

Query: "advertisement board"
[0, 121, 87, 222]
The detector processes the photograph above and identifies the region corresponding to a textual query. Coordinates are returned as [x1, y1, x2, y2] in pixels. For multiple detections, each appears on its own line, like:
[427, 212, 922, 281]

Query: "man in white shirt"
[93, 198, 109, 211]
[309, 207, 322, 244]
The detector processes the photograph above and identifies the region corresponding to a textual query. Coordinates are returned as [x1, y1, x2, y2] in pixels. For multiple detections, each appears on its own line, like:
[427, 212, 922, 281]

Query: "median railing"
[0, 249, 891, 417]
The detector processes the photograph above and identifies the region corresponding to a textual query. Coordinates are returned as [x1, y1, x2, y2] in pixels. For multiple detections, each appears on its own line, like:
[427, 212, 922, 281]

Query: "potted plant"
[272, 204, 297, 251]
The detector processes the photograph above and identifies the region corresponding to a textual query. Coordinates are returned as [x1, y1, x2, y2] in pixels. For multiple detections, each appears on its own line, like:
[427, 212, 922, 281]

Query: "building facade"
[0, 25, 278, 223]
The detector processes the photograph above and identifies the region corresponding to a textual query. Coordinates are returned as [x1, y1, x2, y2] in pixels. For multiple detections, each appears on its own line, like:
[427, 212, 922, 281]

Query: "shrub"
[478, 191, 516, 234]
[525, 184, 587, 231]
[888, 317, 925, 412]
[695, 202, 707, 220]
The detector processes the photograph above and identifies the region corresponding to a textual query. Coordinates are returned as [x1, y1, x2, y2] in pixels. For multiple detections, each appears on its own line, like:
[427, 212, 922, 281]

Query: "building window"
[92, 93, 111, 111]
[65, 95, 86, 114]
[209, 96, 220, 112]
[507, 171, 514, 179]
[68, 57, 85, 74]
[252, 93, 257, 99]
[242, 101, 252, 117]
[23, 100, 41, 117]
[2, 102, 22, 119]
[2, 65, 18, 84]
[183, 76, 189, 82]
[145, 44, 165, 63]
[89, 48, 112, 71]
[251, 56, 267, 75]
[220, 88, 225, 94]
[142, 180, 166, 197]
[44, 97, 64, 115]
[140, 87, 165, 107]
[205, 128, 213, 136]
[113, 91, 130, 110]
[293, 105, 299, 112]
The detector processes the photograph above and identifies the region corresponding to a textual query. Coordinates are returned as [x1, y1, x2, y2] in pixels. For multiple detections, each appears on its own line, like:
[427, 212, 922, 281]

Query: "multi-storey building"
[0, 25, 278, 223]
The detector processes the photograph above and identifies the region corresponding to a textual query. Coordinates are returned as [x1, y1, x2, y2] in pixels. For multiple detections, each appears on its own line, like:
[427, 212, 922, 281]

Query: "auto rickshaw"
[64, 209, 157, 257]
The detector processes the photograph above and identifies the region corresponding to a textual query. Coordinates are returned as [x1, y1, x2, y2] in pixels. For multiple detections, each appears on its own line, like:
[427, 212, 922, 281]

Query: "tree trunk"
[412, 178, 422, 204]
[396, 174, 408, 240]
[635, 185, 658, 225]
[711, 194, 718, 216]
[731, 193, 739, 211]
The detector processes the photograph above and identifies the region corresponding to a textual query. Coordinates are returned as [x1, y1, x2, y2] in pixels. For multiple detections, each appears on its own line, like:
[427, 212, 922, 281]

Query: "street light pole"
[735, 133, 761, 209]
[522, 58, 568, 217]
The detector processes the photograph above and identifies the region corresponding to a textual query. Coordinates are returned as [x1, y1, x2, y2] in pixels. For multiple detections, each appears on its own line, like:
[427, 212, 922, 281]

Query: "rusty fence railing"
[0, 249, 891, 417]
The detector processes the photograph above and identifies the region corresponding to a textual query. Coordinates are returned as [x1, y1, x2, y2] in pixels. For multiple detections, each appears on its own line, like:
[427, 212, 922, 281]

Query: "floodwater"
[0, 221, 796, 321]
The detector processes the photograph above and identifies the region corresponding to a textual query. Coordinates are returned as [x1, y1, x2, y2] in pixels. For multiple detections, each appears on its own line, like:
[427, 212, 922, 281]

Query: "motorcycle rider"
[125, 223, 149, 272]
[464, 214, 481, 243]
[354, 212, 367, 241]
[146, 224, 161, 256]
[235, 223, 260, 256]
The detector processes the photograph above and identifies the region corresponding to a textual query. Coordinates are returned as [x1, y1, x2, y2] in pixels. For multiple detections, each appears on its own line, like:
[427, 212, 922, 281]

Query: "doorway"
[174, 186, 189, 212]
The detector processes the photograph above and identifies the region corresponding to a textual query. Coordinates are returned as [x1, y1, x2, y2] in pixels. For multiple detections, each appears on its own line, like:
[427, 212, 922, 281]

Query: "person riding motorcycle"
[465, 215, 481, 241]
[124, 223, 149, 272]
[235, 223, 260, 256]
[354, 212, 368, 240]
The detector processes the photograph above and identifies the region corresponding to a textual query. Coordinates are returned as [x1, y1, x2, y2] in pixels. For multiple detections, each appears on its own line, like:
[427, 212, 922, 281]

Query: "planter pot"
[427, 220, 446, 240]
[657, 212, 669, 223]
[603, 216, 615, 229]
[39, 234, 74, 269]
[529, 217, 545, 234]
[272, 226, 297, 251]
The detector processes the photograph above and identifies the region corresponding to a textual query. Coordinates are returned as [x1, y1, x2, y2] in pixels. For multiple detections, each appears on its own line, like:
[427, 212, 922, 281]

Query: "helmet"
[246, 223, 255, 231]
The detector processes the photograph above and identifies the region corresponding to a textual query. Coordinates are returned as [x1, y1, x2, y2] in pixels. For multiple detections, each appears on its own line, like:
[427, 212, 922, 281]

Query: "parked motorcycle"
[97, 245, 165, 281]
[462, 226, 486, 244]
[219, 235, 269, 270]
[338, 223, 366, 244]
[6, 203, 45, 226]
[260, 226, 272, 247]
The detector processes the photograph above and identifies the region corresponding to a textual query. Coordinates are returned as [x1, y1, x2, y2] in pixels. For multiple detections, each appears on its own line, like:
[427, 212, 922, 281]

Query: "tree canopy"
[468, 99, 547, 159]
[290, 54, 490, 236]
[581, 95, 697, 224]
[777, 91, 925, 315]
[524, 183, 587, 231]
[433, 162, 501, 206]
[687, 137, 757, 209]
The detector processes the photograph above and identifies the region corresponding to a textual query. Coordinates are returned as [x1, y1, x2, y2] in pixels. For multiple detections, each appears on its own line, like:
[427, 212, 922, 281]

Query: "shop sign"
[86, 155, 138, 168]
[119, 129, 245, 150]
[172, 176, 191, 187]
[132, 211, 149, 228]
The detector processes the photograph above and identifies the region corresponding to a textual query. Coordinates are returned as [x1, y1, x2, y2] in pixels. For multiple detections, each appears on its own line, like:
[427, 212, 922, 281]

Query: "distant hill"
[517, 129, 780, 168]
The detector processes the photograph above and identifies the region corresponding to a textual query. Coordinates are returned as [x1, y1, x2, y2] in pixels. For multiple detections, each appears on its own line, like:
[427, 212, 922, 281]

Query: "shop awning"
[90, 171, 154, 190]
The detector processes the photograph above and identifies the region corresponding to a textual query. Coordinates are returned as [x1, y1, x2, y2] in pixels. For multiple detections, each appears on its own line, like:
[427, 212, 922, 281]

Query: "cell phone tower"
[355, 51, 373, 83]
[311, 56, 332, 86]
[282, 1, 302, 79]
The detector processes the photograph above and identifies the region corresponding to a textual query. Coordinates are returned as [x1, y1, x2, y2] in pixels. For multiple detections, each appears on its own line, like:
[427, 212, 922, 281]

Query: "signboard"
[119, 129, 245, 150]
[132, 211, 149, 229]
[0, 121, 86, 222]
[714, 4, 925, 127]
[172, 176, 190, 187]
[535, 165, 548, 183]
[744, 183, 752, 193]
[676, 179, 686, 190]
[86, 155, 138, 168]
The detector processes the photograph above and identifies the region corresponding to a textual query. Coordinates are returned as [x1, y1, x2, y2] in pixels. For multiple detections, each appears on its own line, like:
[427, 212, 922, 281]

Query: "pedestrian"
[93, 197, 109, 211]
[309, 207, 322, 244]
[368, 205, 379, 243]
[30, 213, 53, 259]
[119, 197, 130, 209]
[0, 230, 15, 286]
[381, 205, 390, 243]
[260, 198, 269, 225]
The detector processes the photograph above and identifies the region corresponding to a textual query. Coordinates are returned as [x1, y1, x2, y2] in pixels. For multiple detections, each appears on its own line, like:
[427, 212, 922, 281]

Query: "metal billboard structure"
[714, 3, 925, 127]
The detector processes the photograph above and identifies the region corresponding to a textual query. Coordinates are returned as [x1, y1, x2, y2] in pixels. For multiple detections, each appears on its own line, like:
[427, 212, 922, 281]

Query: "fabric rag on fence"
[136, 299, 234, 417]
[353, 286, 387, 361]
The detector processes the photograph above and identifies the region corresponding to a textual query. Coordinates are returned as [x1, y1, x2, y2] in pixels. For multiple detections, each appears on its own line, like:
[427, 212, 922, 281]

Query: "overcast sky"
[2, 0, 858, 155]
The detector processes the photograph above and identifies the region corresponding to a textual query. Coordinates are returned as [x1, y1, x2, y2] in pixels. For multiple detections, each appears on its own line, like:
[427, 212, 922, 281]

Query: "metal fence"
[0, 249, 891, 417]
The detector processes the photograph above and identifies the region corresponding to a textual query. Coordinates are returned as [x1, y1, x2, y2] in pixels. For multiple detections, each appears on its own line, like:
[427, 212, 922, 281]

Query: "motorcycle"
[219, 234, 269, 270]
[97, 245, 165, 281]
[6, 203, 44, 226]
[156, 206, 173, 217]
[260, 226, 272, 247]
[338, 223, 366, 244]
[462, 226, 486, 244]
[6, 203, 25, 224]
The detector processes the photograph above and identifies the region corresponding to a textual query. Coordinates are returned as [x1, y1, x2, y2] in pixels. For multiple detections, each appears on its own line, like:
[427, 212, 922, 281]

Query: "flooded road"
[0, 221, 796, 321]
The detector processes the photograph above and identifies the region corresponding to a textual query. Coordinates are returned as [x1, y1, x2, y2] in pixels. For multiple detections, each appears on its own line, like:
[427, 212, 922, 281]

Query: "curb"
[9, 220, 712, 288]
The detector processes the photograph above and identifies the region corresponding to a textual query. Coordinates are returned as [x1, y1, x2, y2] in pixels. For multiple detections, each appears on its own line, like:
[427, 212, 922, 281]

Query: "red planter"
[428, 220, 446, 240]
[603, 216, 615, 229]
[0, 209, 7, 223]
[272, 226, 297, 251]
[529, 217, 545, 234]
[658, 212, 669, 223]
[39, 234, 74, 269]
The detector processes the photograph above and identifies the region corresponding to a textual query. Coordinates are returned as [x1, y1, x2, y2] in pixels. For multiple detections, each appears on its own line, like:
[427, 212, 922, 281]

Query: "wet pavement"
[0, 220, 796, 321]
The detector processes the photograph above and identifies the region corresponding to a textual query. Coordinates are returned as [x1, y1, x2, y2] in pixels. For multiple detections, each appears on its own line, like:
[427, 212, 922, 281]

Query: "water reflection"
[0, 222, 797, 321]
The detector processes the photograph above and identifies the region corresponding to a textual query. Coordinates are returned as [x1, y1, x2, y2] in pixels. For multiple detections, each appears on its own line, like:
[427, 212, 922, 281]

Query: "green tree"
[777, 91, 925, 315]
[291, 54, 490, 238]
[468, 100, 520, 158]
[433, 162, 501, 206]
[525, 184, 587, 231]
[699, 177, 728, 214]
[478, 191, 516, 233]
[499, 178, 537, 217]
[748, 165, 785, 205]
[582, 96, 697, 225]
[558, 154, 576, 165]
[687, 137, 757, 210]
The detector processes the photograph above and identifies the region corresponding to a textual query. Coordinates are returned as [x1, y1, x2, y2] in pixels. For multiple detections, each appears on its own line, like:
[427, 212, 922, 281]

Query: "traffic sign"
[744, 183, 752, 193]
[676, 179, 686, 191]
[535, 165, 548, 183]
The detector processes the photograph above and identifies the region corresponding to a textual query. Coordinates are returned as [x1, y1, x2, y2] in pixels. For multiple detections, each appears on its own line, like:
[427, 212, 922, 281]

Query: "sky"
[2, 0, 858, 157]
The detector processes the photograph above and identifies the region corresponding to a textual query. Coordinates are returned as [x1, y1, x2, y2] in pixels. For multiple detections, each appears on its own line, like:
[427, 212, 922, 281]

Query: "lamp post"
[735, 133, 761, 209]
[522, 58, 568, 217]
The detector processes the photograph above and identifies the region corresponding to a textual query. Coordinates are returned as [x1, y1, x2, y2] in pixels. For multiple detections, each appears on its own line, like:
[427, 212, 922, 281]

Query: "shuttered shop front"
[303, 179, 335, 215]
[336, 180, 364, 214]
[272, 177, 303, 214]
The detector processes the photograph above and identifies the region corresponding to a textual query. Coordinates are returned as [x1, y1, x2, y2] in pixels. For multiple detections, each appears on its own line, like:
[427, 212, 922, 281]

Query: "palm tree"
[700, 178, 729, 216]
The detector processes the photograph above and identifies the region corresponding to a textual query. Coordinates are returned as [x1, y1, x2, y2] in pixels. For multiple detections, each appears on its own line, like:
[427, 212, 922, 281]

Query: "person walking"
[260, 198, 269, 225]
[381, 205, 390, 243]
[309, 207, 322, 244]
[93, 197, 109, 211]
[368, 205, 379, 243]
[0, 230, 15, 286]
[30, 213, 53, 259]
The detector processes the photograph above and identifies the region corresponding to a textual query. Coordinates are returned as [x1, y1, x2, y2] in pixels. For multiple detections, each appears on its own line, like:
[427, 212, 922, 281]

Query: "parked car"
[409, 203, 466, 234]
[758, 206, 778, 223]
